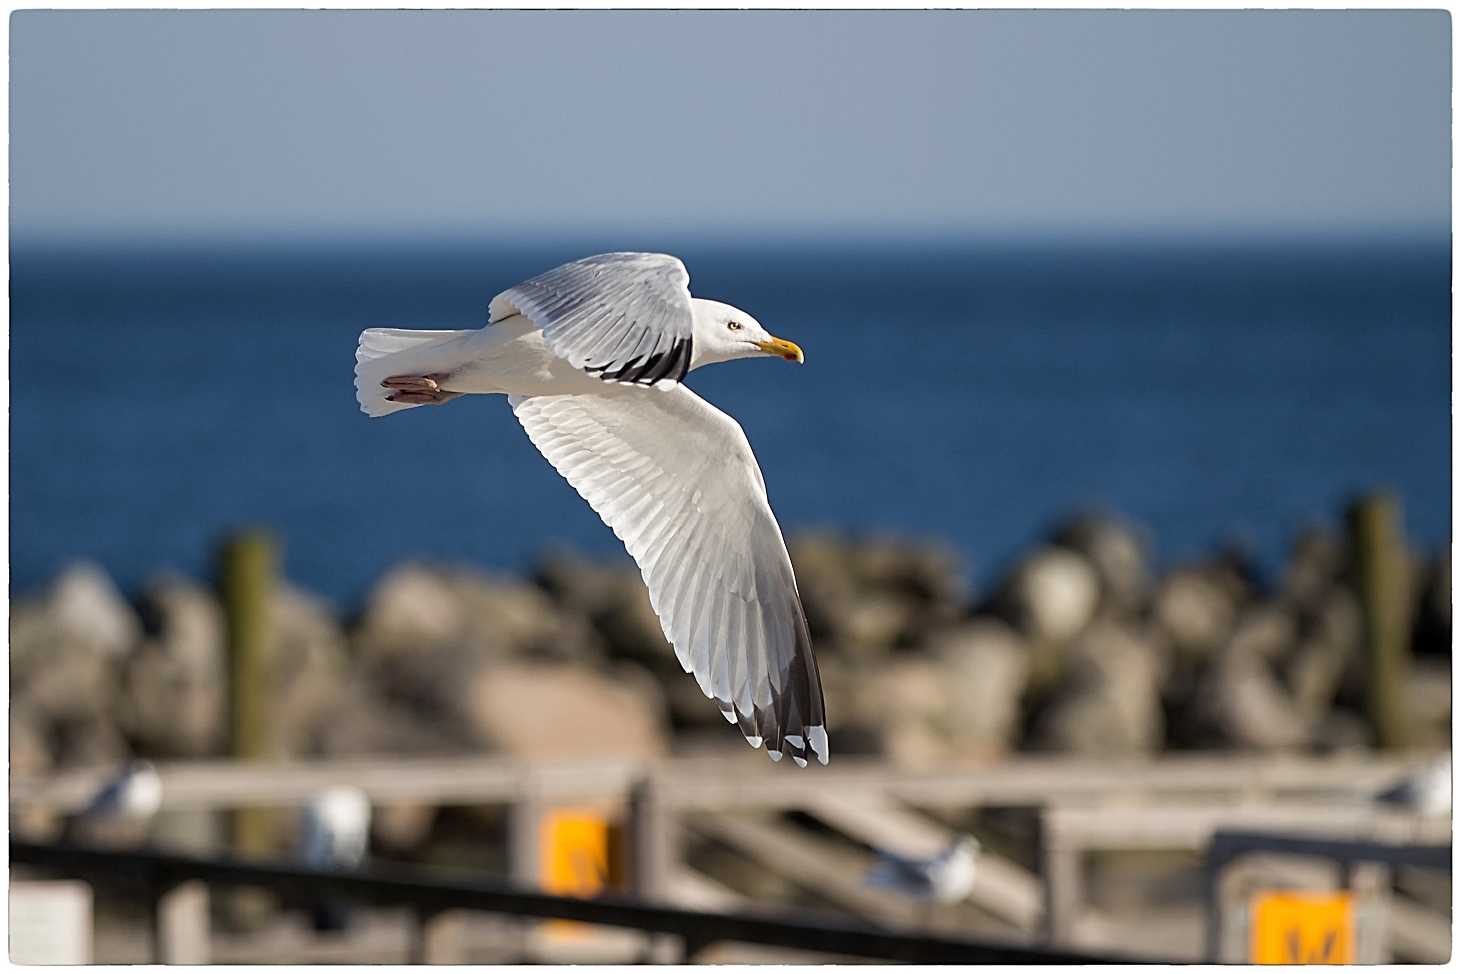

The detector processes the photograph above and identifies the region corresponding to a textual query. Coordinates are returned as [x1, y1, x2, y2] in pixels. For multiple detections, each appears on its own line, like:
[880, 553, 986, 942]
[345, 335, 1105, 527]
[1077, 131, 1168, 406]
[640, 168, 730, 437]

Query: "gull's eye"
[727, 321, 743, 331]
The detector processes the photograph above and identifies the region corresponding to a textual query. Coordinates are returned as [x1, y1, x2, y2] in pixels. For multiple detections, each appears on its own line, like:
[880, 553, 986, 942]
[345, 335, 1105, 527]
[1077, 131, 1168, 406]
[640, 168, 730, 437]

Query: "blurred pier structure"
[9, 495, 1451, 961]
[10, 749, 1450, 963]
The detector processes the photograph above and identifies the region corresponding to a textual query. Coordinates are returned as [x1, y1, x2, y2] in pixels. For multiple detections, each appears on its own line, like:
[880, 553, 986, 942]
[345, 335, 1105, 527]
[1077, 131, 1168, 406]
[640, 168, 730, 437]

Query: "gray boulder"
[50, 715, 132, 769]
[10, 703, 52, 776]
[1151, 568, 1238, 664]
[447, 565, 601, 664]
[592, 574, 676, 668]
[1055, 514, 1152, 615]
[354, 563, 467, 660]
[1227, 605, 1297, 662]
[1028, 620, 1167, 756]
[48, 562, 141, 660]
[11, 563, 140, 736]
[789, 534, 905, 660]
[788, 533, 963, 661]
[358, 561, 601, 667]
[1309, 707, 1373, 752]
[1408, 659, 1452, 749]
[1281, 528, 1344, 610]
[1186, 607, 1309, 750]
[870, 656, 959, 767]
[1283, 590, 1361, 724]
[11, 705, 61, 840]
[13, 641, 119, 729]
[452, 661, 669, 760]
[1199, 654, 1310, 750]
[995, 546, 1101, 693]
[117, 575, 228, 757]
[315, 679, 468, 757]
[930, 618, 1031, 754]
[271, 582, 352, 758]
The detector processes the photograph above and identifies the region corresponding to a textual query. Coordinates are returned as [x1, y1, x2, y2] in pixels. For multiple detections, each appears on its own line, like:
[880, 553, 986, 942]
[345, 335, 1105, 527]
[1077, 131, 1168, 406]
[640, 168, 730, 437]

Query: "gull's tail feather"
[355, 328, 476, 417]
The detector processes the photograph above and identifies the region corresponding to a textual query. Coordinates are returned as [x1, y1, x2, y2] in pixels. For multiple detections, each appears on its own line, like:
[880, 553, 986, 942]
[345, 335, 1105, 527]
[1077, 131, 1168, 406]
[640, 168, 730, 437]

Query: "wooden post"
[628, 773, 673, 903]
[1348, 494, 1413, 749]
[1350, 862, 1393, 964]
[508, 788, 541, 888]
[1039, 808, 1082, 947]
[155, 881, 210, 964]
[220, 530, 279, 856]
[418, 909, 469, 964]
[629, 773, 683, 961]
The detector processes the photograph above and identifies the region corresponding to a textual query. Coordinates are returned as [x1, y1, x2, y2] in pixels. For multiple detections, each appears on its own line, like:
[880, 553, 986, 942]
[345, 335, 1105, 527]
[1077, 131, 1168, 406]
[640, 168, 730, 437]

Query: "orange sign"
[539, 809, 611, 899]
[1250, 890, 1356, 964]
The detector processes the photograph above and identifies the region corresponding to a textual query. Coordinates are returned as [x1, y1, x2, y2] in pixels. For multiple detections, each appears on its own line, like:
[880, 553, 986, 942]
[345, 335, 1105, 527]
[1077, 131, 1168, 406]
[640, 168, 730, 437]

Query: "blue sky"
[10, 9, 1451, 244]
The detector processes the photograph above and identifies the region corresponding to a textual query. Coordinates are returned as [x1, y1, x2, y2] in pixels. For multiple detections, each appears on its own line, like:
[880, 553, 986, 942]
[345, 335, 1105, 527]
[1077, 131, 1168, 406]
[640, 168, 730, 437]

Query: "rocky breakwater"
[11, 505, 1451, 788]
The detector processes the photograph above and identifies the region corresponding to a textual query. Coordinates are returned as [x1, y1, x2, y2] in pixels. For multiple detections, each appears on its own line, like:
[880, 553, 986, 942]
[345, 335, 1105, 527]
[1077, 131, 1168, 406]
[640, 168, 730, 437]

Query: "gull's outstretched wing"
[490, 252, 694, 387]
[509, 385, 827, 766]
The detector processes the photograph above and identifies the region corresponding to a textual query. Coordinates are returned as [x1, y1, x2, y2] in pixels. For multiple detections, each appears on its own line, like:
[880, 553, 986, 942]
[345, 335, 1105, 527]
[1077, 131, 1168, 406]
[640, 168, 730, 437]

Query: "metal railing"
[11, 840, 1145, 964]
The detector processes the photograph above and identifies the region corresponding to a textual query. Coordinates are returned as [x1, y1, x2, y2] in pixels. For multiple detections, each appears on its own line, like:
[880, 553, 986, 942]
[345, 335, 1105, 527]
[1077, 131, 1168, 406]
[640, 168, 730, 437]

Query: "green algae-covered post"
[220, 529, 278, 855]
[1347, 493, 1412, 750]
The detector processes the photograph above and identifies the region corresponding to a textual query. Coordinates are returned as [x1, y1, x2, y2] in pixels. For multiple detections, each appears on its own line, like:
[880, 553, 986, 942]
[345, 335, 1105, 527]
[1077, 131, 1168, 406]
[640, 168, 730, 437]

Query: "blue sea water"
[9, 236, 1451, 608]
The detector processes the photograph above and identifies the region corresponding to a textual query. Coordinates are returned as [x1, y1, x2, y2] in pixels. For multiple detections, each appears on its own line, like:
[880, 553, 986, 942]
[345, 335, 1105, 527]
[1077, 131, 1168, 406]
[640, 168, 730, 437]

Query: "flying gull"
[355, 252, 828, 767]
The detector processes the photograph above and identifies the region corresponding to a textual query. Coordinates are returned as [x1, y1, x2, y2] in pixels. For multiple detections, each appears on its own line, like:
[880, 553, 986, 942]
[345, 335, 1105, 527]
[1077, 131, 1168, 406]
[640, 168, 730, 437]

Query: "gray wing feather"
[490, 253, 695, 387]
[509, 386, 828, 766]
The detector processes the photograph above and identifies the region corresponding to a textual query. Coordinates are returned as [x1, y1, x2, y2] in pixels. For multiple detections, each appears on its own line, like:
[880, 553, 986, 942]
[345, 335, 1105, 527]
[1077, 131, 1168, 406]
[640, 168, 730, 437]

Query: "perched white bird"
[1375, 755, 1451, 817]
[355, 252, 827, 766]
[78, 759, 163, 823]
[299, 787, 372, 870]
[68, 759, 163, 847]
[865, 836, 980, 904]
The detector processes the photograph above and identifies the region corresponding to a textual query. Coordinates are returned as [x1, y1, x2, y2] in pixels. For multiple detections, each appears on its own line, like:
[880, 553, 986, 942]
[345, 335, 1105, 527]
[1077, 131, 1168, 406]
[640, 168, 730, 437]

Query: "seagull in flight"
[355, 253, 827, 766]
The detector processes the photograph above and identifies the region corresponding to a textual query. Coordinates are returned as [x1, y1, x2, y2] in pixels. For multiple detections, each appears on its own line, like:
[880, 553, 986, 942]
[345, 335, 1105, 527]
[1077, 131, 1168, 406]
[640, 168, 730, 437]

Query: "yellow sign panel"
[539, 809, 611, 899]
[538, 809, 616, 942]
[1250, 890, 1356, 964]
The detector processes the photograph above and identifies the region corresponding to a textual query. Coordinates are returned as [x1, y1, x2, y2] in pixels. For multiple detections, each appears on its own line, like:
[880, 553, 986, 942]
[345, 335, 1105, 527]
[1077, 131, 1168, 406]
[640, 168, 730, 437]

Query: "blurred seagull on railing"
[67, 759, 162, 847]
[299, 786, 373, 932]
[866, 835, 980, 905]
[300, 786, 372, 870]
[1374, 755, 1451, 817]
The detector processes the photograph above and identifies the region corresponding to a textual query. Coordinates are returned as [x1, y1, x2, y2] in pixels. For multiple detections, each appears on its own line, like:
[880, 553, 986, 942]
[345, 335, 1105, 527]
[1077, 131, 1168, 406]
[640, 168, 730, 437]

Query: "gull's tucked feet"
[382, 374, 462, 405]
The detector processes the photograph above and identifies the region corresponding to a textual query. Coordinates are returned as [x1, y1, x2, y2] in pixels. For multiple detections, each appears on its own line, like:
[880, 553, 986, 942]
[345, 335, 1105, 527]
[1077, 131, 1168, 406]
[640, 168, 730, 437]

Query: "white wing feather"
[490, 253, 694, 388]
[510, 385, 828, 766]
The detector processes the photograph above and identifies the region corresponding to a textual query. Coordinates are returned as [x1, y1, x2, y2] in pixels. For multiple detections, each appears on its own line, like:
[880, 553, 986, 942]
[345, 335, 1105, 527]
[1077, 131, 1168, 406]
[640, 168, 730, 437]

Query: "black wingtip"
[747, 595, 827, 768]
[588, 337, 693, 387]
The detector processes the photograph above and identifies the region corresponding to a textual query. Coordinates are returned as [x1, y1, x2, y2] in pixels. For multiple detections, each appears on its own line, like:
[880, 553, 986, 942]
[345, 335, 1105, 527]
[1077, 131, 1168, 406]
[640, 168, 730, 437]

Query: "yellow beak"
[754, 337, 805, 363]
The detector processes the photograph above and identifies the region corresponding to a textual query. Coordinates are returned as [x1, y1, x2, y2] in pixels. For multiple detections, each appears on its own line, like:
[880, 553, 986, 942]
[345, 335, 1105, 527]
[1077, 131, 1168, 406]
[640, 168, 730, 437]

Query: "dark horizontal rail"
[1205, 831, 1450, 875]
[1201, 830, 1451, 962]
[12, 840, 1141, 964]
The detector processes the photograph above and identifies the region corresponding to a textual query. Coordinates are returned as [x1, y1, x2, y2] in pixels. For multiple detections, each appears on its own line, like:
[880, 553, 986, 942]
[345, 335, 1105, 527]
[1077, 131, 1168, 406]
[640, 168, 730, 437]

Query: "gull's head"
[689, 298, 804, 371]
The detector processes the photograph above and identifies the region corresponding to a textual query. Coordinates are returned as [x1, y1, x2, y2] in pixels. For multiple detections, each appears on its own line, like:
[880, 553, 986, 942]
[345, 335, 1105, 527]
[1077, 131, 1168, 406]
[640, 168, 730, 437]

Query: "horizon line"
[9, 220, 1451, 256]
